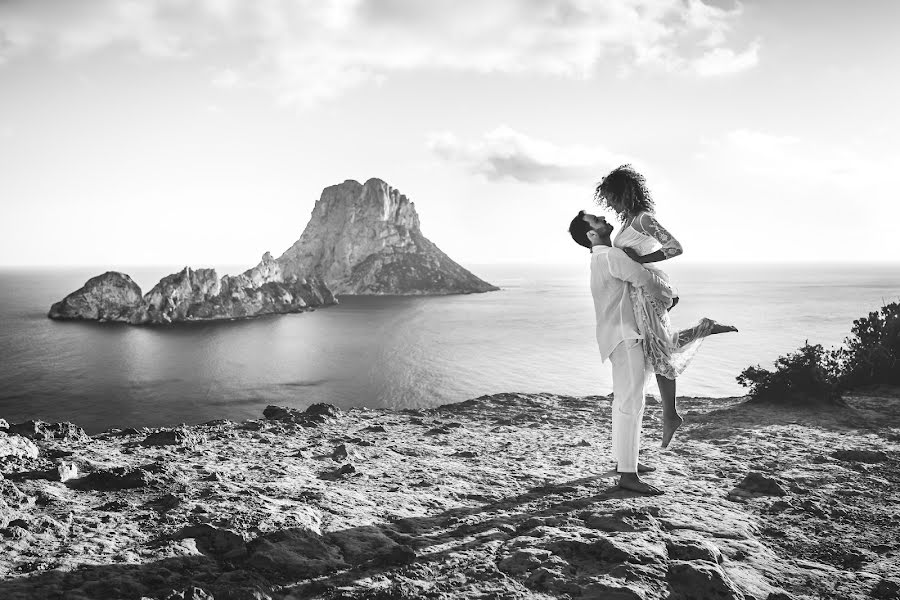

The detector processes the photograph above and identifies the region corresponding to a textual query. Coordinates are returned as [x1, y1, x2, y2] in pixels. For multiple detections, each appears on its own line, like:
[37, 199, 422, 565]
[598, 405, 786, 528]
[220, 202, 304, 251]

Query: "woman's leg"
[674, 318, 737, 348]
[656, 374, 682, 449]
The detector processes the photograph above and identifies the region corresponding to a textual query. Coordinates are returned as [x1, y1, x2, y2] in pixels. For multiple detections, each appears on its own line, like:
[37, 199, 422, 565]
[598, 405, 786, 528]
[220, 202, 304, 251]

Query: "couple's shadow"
[0, 472, 641, 600]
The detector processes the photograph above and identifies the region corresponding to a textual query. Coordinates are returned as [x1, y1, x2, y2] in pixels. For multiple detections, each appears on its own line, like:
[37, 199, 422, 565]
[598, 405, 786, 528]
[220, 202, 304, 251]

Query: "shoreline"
[6, 394, 751, 437]
[2, 391, 899, 599]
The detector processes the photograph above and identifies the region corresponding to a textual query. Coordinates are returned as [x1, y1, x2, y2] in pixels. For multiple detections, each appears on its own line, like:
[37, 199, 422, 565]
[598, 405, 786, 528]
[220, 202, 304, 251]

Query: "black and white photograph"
[1, 1, 899, 598]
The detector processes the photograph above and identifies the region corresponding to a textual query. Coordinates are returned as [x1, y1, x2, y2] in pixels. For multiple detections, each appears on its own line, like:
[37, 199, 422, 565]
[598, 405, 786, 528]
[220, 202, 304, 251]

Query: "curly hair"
[593, 164, 655, 222]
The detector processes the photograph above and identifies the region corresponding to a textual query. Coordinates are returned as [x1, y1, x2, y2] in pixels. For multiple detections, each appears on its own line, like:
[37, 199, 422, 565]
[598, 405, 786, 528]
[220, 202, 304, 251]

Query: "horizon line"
[2, 259, 900, 269]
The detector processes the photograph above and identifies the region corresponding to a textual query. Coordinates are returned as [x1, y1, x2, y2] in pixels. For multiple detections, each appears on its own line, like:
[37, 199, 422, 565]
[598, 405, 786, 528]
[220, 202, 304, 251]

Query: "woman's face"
[603, 194, 624, 215]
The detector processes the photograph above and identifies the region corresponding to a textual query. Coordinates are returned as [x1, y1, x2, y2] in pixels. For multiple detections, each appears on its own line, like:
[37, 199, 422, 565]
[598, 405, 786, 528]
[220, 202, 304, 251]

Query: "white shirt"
[590, 245, 675, 362]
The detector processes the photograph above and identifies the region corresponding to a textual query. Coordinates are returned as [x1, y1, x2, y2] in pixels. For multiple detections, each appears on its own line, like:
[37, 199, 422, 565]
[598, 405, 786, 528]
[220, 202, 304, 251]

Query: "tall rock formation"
[49, 253, 335, 325]
[48, 177, 494, 324]
[277, 178, 498, 295]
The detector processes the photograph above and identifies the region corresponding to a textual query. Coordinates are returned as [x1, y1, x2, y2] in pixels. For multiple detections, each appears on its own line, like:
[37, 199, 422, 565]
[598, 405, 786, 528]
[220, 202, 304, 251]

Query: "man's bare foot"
[662, 414, 684, 449]
[704, 318, 738, 335]
[617, 472, 664, 495]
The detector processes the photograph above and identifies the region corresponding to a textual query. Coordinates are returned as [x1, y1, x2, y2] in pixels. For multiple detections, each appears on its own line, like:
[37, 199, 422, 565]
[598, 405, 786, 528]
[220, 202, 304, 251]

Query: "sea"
[1, 263, 898, 433]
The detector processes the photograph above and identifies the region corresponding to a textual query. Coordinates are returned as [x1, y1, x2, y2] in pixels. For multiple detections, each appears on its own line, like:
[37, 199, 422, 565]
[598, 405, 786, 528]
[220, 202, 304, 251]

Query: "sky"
[1, 0, 898, 269]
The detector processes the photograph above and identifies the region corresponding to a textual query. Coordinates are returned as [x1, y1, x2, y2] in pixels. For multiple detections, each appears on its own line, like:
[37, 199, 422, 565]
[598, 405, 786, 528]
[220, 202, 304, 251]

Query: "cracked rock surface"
[1, 391, 898, 599]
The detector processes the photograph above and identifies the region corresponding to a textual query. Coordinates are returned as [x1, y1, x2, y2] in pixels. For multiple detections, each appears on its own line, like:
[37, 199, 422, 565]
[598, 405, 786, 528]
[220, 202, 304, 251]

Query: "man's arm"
[606, 249, 675, 300]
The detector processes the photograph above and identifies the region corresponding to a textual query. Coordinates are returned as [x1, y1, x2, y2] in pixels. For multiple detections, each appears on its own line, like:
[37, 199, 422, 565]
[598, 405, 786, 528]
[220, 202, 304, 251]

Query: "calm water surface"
[1, 263, 898, 432]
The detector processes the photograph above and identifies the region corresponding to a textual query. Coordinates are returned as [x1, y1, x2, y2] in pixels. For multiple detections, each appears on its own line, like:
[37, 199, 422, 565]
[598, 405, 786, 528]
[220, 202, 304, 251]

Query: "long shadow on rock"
[284, 475, 663, 598]
[0, 554, 271, 600]
[0, 476, 678, 600]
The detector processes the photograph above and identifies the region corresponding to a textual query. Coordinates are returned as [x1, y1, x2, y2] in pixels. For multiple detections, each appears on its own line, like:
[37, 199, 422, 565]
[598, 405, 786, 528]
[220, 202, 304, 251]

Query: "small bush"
[737, 301, 900, 403]
[737, 342, 843, 404]
[836, 301, 900, 389]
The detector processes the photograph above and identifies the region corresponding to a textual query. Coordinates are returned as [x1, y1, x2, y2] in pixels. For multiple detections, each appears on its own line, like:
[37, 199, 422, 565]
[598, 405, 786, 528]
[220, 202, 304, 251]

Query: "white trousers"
[609, 338, 649, 473]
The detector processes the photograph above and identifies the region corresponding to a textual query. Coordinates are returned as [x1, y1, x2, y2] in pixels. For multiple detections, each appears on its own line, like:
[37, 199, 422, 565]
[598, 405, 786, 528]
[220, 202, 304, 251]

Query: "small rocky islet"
[47, 178, 498, 325]
[2, 391, 899, 600]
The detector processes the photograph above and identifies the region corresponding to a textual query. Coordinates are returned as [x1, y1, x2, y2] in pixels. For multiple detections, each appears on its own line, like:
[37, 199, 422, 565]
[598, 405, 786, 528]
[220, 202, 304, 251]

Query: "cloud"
[427, 126, 631, 184]
[0, 0, 759, 106]
[211, 67, 241, 88]
[0, 0, 189, 59]
[691, 39, 759, 76]
[696, 128, 900, 190]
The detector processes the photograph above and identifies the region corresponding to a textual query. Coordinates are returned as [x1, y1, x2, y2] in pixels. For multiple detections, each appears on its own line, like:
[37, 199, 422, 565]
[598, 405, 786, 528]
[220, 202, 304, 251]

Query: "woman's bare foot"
[704, 318, 738, 335]
[662, 414, 684, 448]
[617, 472, 664, 495]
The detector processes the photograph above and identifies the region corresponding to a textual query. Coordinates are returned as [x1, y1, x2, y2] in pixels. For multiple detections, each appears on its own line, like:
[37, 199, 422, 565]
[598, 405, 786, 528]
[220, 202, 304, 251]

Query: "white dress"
[613, 213, 713, 379]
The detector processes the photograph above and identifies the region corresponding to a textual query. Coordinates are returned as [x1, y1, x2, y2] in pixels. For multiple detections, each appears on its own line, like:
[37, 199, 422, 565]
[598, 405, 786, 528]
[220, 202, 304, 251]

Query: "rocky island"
[1, 391, 898, 600]
[48, 177, 497, 324]
[48, 252, 336, 325]
[277, 178, 498, 295]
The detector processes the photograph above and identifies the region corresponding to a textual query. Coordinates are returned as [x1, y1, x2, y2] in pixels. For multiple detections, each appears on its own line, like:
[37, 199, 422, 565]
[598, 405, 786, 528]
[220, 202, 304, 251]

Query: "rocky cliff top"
[278, 178, 498, 295]
[2, 392, 899, 599]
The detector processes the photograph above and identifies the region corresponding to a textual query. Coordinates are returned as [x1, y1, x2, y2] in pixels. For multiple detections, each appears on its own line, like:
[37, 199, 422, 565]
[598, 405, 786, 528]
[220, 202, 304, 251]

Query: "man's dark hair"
[569, 211, 592, 249]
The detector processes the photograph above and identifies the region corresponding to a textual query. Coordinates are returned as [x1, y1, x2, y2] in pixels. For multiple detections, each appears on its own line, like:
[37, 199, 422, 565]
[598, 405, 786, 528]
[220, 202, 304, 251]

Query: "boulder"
[452, 450, 478, 458]
[141, 427, 202, 448]
[164, 587, 215, 600]
[320, 463, 356, 480]
[10, 462, 80, 483]
[547, 534, 662, 566]
[304, 403, 341, 421]
[173, 524, 247, 559]
[148, 493, 182, 512]
[70, 466, 154, 491]
[734, 472, 787, 496]
[6, 420, 87, 441]
[0, 432, 39, 459]
[872, 578, 900, 600]
[245, 528, 347, 580]
[245, 525, 415, 583]
[263, 403, 341, 426]
[498, 548, 552, 576]
[667, 560, 743, 600]
[667, 537, 724, 564]
[278, 178, 498, 295]
[831, 449, 888, 464]
[53, 462, 80, 482]
[0, 478, 32, 508]
[327, 526, 416, 567]
[48, 271, 144, 322]
[331, 444, 349, 461]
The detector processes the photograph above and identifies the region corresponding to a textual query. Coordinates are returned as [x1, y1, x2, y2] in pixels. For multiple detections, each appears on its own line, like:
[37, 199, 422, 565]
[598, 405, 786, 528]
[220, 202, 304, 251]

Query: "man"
[569, 211, 675, 495]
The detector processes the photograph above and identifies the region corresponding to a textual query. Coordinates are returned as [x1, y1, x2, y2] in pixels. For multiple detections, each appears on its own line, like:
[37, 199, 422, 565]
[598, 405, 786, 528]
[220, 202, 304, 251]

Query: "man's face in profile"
[582, 212, 613, 237]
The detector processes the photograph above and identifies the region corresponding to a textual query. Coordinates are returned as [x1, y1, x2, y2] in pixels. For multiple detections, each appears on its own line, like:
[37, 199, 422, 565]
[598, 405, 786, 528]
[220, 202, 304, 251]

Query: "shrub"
[737, 342, 843, 405]
[836, 301, 900, 389]
[737, 301, 900, 403]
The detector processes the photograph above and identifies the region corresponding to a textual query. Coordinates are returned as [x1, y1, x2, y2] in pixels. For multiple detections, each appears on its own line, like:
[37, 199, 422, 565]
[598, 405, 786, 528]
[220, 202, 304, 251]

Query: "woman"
[594, 165, 737, 448]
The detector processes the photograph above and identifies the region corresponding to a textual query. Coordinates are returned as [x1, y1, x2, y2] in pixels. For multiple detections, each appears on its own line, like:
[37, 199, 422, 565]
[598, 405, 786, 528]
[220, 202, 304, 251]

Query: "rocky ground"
[1, 391, 899, 600]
